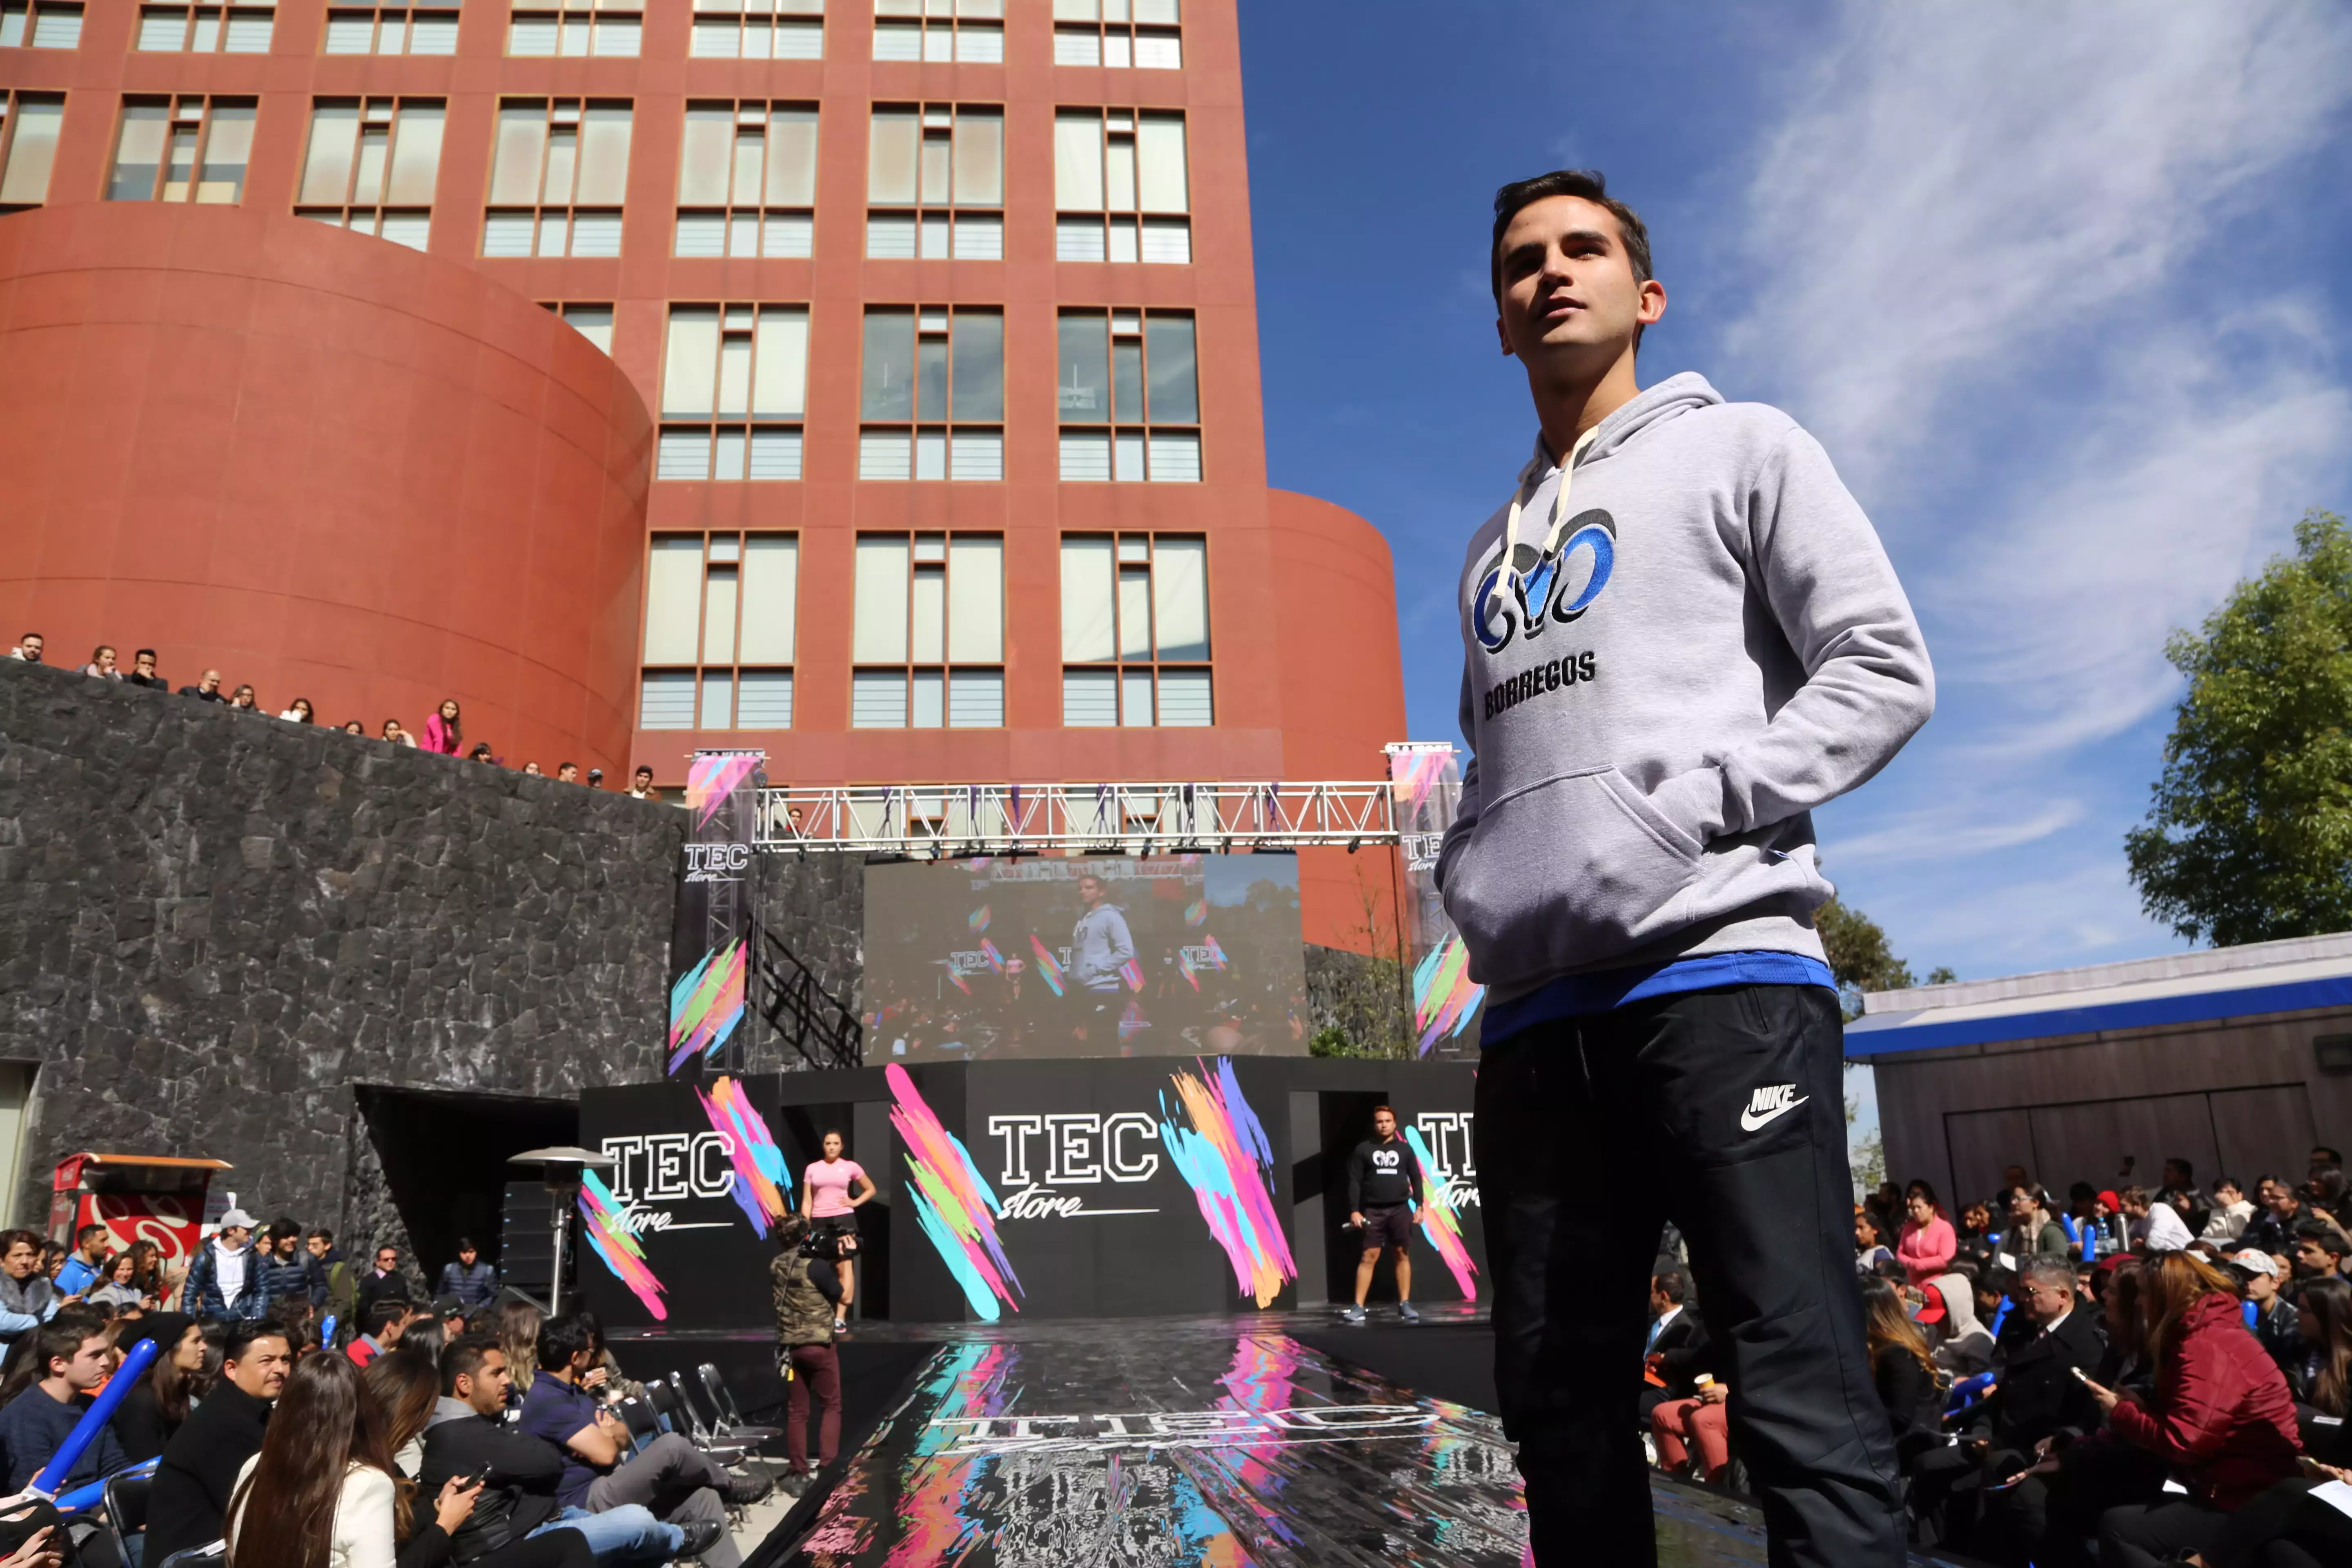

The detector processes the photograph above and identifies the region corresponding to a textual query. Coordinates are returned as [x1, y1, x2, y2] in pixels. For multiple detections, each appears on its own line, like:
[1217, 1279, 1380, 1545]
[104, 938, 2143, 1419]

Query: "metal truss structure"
[748, 780, 1407, 856]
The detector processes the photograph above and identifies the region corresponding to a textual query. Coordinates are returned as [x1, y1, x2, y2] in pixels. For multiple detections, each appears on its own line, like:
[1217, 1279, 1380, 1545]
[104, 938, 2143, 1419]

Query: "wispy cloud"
[1712, 1, 2352, 972]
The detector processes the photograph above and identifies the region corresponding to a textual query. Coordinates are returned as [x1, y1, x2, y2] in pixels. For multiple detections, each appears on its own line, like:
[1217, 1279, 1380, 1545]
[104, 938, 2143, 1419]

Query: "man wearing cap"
[2231, 1248, 2303, 1382]
[183, 1207, 265, 1320]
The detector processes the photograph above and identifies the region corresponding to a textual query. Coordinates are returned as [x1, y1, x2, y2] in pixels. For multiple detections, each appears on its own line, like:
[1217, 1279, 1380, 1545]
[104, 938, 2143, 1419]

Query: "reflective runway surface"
[769, 1309, 1805, 1568]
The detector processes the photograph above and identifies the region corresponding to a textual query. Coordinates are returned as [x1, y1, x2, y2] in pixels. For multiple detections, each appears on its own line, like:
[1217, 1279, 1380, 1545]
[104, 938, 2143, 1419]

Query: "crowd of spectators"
[1644, 1145, 2352, 1565]
[0, 1211, 773, 1568]
[9, 635, 660, 800]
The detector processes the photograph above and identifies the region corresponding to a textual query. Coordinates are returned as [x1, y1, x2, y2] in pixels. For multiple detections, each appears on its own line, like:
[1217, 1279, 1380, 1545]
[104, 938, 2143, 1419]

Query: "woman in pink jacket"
[423, 698, 463, 755]
[1895, 1183, 1956, 1285]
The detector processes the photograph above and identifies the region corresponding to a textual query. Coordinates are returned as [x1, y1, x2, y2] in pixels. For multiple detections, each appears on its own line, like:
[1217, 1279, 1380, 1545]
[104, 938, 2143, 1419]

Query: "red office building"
[0, 0, 1407, 947]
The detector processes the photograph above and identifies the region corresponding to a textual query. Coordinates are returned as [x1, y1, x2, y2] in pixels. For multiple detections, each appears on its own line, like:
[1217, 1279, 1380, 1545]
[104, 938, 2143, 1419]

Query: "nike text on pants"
[1475, 983, 1904, 1568]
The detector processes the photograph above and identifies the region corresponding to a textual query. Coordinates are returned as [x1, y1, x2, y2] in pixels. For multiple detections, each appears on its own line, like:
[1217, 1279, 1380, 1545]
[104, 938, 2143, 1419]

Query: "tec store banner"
[577, 1060, 1485, 1329]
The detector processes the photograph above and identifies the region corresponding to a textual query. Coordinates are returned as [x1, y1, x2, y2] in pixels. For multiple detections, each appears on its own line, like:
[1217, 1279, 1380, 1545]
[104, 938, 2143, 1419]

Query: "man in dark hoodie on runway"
[1438, 169, 1933, 1567]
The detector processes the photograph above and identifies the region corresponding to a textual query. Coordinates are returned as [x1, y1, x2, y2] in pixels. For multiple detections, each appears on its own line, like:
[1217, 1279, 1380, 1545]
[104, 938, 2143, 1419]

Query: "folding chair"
[613, 1394, 664, 1458]
[697, 1363, 781, 1444]
[647, 1380, 751, 1466]
[676, 1370, 778, 1447]
[105, 1467, 154, 1568]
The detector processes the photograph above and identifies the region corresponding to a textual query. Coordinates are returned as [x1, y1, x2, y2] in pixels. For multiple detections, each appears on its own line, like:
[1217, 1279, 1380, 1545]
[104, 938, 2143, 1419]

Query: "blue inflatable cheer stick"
[53, 1457, 157, 1517]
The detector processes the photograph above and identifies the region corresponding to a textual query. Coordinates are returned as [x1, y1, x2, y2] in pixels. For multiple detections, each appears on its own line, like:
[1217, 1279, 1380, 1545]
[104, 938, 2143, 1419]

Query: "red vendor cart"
[47, 1152, 233, 1266]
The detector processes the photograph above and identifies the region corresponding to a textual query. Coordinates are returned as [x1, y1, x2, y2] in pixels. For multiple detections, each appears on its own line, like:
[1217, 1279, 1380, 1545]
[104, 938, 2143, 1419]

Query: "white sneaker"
[833, 1317, 848, 1333]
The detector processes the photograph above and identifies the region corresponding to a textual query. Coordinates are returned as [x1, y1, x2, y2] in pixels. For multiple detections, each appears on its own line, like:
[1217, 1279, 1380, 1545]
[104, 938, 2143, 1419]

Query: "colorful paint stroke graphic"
[1413, 931, 1484, 1056]
[978, 938, 1006, 973]
[1388, 743, 1452, 820]
[697, 1075, 792, 1237]
[685, 750, 763, 826]
[967, 905, 990, 933]
[886, 1064, 1023, 1320]
[1403, 1125, 1479, 1301]
[667, 938, 746, 1073]
[1119, 957, 1146, 991]
[1160, 1058, 1298, 1307]
[1026, 935, 1067, 996]
[577, 1169, 666, 1319]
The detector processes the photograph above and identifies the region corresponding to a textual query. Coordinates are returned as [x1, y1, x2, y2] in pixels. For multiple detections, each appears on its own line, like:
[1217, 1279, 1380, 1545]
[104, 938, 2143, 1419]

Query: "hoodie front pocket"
[1443, 765, 1704, 989]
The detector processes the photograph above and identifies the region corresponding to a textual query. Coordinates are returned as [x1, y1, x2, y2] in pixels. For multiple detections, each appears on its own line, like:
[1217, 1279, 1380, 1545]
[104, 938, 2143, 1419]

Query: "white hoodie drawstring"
[1503, 424, 1604, 575]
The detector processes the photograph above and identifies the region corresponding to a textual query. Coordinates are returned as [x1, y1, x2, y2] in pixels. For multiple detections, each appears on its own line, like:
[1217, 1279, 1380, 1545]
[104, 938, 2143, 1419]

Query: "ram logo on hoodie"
[1471, 509, 1617, 654]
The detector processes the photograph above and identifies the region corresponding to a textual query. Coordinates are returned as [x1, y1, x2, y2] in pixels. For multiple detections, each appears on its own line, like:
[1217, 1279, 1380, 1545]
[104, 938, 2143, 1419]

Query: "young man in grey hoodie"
[1439, 169, 1933, 1567]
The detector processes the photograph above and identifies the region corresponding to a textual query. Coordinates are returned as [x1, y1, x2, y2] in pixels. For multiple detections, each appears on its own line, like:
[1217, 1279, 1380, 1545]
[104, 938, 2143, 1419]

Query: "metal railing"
[748, 781, 1403, 855]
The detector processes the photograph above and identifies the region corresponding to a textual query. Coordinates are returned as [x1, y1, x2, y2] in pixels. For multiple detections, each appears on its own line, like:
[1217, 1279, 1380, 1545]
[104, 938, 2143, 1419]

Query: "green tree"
[1816, 897, 1916, 1019]
[2126, 510, 2352, 946]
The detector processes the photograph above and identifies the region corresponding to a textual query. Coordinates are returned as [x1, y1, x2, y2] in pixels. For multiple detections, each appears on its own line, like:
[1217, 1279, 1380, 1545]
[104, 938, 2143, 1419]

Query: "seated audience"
[147, 1323, 293, 1563]
[1854, 1209, 1895, 1276]
[2201, 1176, 2256, 1243]
[1861, 1279, 1942, 1463]
[2003, 1188, 2070, 1258]
[87, 1251, 150, 1311]
[2243, 1179, 2310, 1259]
[1898, 1185, 1957, 1285]
[1638, 1266, 1708, 1417]
[124, 649, 167, 690]
[281, 696, 314, 723]
[350, 1296, 415, 1368]
[109, 1310, 202, 1462]
[53, 1225, 109, 1298]
[420, 1332, 685, 1566]
[517, 1314, 766, 1566]
[0, 1319, 127, 1492]
[1649, 1374, 1731, 1485]
[0, 1232, 60, 1345]
[2122, 1186, 2194, 1254]
[2291, 1218, 2349, 1282]
[178, 669, 225, 702]
[1921, 1270, 1993, 1375]
[2289, 1274, 2352, 1462]
[225, 1349, 476, 1568]
[2090, 1251, 2300, 1568]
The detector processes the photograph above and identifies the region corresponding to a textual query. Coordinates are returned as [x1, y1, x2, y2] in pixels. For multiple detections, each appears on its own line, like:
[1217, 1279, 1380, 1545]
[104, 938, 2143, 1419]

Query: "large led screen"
[863, 855, 1310, 1061]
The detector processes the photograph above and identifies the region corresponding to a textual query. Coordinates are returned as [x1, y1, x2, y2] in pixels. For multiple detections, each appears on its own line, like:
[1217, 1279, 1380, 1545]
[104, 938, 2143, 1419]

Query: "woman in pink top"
[423, 698, 463, 755]
[1895, 1184, 1957, 1285]
[801, 1131, 875, 1331]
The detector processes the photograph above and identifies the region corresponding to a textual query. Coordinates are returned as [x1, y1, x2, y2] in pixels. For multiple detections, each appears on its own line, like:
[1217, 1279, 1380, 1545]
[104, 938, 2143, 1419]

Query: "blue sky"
[1238, 0, 2352, 986]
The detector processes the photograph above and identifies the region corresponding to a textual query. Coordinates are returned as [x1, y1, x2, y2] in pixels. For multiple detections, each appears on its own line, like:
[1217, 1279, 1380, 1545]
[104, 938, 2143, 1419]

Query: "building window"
[1051, 0, 1177, 69]
[322, 2, 457, 53]
[1061, 534, 1209, 726]
[641, 532, 798, 731]
[866, 102, 1000, 260]
[508, 0, 638, 56]
[852, 533, 1003, 728]
[0, 93, 64, 210]
[1054, 108, 1187, 263]
[482, 98, 630, 258]
[674, 101, 815, 259]
[545, 301, 613, 353]
[1056, 309, 1198, 482]
[858, 306, 1001, 481]
[872, 0, 998, 63]
[294, 98, 442, 249]
[108, 96, 256, 203]
[658, 304, 808, 481]
[137, 1, 274, 52]
[0, 1, 82, 47]
[690, 0, 820, 58]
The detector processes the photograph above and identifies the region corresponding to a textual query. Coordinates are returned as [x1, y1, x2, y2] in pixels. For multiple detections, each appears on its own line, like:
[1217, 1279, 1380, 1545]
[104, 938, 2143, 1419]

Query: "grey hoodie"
[1435, 374, 1933, 997]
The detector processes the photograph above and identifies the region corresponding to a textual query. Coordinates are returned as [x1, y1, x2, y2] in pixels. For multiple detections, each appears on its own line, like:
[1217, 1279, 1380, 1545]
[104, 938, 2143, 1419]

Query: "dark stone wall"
[0, 659, 684, 1245]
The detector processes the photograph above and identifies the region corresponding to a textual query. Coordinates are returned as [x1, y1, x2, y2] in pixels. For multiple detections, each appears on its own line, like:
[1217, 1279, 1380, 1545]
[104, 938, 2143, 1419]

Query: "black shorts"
[812, 1213, 858, 1239]
[1361, 1204, 1415, 1250]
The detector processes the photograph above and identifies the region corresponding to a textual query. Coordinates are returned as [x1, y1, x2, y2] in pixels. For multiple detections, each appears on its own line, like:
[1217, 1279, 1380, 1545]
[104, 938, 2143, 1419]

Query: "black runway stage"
[622, 1307, 1983, 1568]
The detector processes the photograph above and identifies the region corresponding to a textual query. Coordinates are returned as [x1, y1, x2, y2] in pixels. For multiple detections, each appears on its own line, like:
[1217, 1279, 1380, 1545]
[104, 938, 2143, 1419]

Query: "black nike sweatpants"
[1475, 982, 1905, 1568]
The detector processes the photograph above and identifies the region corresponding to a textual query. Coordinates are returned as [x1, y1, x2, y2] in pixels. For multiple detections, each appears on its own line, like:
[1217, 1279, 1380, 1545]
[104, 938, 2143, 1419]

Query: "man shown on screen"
[1069, 873, 1136, 1041]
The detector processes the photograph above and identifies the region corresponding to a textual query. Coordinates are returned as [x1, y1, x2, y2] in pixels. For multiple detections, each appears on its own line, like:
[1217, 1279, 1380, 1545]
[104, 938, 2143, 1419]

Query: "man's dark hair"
[537, 1313, 592, 1372]
[1652, 1268, 1689, 1305]
[633, 765, 653, 779]
[32, 1320, 95, 1381]
[73, 1223, 106, 1247]
[2319, 1147, 2345, 1165]
[1489, 168, 1654, 342]
[441, 1331, 502, 1396]
[2165, 1158, 2194, 1183]
[2294, 1218, 2348, 1256]
[223, 1322, 291, 1364]
[362, 1297, 412, 1338]
[272, 1217, 299, 1243]
[134, 648, 156, 662]
[307, 1227, 333, 1245]
[456, 1236, 477, 1254]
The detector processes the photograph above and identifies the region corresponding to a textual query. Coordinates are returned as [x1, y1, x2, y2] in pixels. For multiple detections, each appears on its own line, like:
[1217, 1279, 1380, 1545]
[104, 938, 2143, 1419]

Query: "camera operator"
[772, 1217, 844, 1496]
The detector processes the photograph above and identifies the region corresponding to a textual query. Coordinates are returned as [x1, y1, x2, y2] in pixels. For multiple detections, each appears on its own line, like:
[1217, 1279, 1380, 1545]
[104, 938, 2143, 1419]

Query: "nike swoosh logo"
[1739, 1096, 1809, 1133]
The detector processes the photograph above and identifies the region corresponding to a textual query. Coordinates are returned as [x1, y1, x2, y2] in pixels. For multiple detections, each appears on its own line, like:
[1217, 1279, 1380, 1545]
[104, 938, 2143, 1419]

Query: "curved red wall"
[0, 203, 651, 773]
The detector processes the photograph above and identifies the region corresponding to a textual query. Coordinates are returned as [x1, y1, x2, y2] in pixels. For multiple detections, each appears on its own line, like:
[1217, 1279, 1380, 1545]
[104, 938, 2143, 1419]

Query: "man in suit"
[1954, 1257, 2107, 1559]
[1639, 1267, 1708, 1419]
